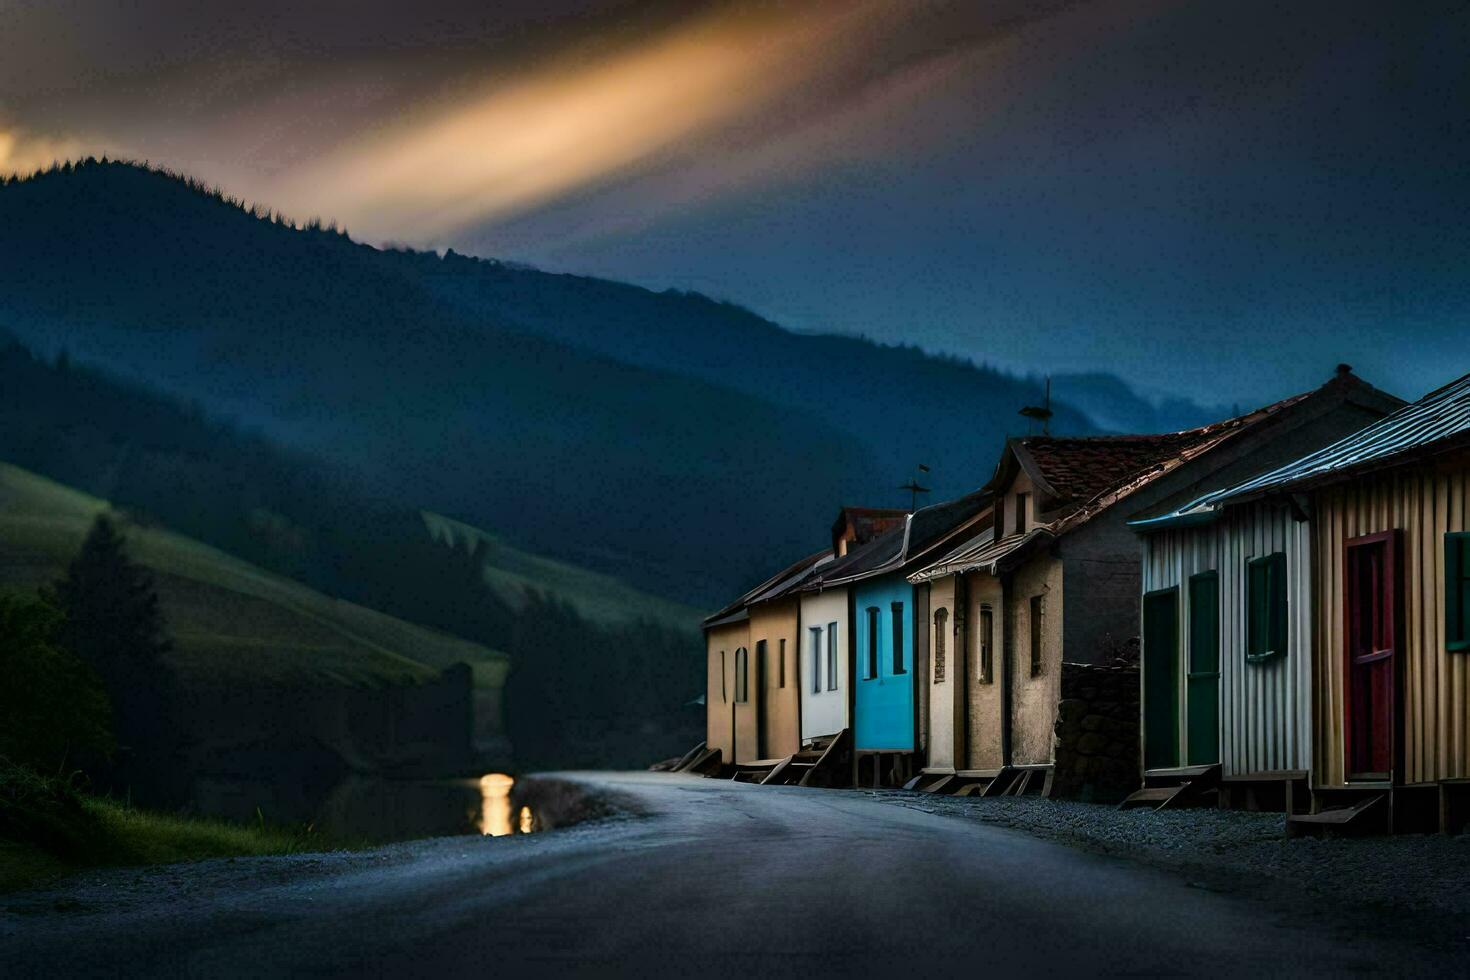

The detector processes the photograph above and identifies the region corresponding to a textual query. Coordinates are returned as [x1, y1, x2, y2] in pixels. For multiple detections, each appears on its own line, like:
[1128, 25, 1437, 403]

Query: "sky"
[2, 0, 1467, 405]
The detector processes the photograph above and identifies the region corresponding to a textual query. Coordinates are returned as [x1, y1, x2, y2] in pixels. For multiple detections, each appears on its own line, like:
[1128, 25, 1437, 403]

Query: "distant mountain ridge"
[0, 160, 1225, 605]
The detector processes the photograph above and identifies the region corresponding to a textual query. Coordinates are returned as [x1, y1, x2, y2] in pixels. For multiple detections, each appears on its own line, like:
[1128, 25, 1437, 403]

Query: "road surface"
[1, 772, 1457, 976]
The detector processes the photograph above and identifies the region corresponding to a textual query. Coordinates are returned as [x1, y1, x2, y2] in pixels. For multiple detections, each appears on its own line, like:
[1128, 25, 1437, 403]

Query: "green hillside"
[421, 510, 699, 632]
[0, 463, 508, 691]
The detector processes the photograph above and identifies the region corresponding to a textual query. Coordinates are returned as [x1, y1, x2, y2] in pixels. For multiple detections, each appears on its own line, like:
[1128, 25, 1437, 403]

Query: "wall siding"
[926, 576, 959, 769]
[1139, 502, 1312, 777]
[964, 572, 1006, 770]
[1314, 464, 1470, 786]
[853, 574, 916, 751]
[798, 588, 849, 742]
[705, 619, 751, 764]
[748, 599, 802, 760]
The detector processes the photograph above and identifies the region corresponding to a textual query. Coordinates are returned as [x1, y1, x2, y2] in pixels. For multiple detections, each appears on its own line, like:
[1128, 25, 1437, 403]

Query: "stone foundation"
[1050, 655, 1139, 803]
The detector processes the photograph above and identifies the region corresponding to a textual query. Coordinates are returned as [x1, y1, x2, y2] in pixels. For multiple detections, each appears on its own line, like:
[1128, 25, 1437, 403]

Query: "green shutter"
[1247, 553, 1286, 663]
[1450, 533, 1470, 652]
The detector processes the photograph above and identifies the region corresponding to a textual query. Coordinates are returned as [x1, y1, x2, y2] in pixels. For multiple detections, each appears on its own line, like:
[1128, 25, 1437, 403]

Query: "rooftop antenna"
[1020, 376, 1054, 435]
[899, 463, 931, 513]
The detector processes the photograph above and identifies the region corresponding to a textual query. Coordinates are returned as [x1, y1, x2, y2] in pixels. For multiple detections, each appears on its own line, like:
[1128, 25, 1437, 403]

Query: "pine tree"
[50, 515, 173, 769]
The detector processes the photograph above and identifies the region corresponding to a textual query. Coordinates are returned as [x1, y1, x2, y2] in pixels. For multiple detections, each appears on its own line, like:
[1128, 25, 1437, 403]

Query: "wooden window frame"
[1448, 532, 1470, 653]
[933, 607, 949, 683]
[1029, 594, 1045, 678]
[865, 606, 879, 680]
[891, 601, 906, 674]
[809, 626, 823, 694]
[979, 605, 994, 684]
[1246, 552, 1288, 663]
[826, 622, 839, 690]
[734, 646, 749, 703]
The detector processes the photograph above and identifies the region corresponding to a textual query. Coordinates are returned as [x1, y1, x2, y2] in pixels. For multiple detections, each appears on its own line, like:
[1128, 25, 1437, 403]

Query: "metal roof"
[805, 489, 992, 590]
[1132, 370, 1470, 529]
[908, 528, 1049, 583]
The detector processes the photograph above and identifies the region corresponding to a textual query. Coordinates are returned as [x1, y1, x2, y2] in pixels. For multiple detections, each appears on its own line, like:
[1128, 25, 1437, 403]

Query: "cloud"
[0, 126, 104, 177]
[265, 4, 888, 241]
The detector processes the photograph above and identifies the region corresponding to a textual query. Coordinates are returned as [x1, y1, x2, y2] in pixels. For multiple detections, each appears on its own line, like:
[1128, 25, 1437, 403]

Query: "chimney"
[1335, 363, 1353, 379]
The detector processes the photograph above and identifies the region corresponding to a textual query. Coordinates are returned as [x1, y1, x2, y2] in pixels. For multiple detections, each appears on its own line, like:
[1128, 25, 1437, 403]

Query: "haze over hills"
[0, 160, 1227, 606]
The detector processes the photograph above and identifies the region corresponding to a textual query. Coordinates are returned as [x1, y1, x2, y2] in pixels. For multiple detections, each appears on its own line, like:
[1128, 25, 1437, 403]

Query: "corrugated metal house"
[1126, 368, 1403, 807]
[1192, 369, 1470, 830]
[908, 378, 1395, 797]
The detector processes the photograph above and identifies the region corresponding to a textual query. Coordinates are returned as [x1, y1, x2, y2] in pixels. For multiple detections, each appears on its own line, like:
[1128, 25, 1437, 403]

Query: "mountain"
[1049, 373, 1236, 435]
[0, 160, 1116, 606]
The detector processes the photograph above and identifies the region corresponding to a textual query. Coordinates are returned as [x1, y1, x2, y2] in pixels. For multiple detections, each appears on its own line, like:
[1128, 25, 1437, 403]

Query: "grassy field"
[422, 510, 701, 632]
[0, 462, 508, 690]
[0, 763, 345, 893]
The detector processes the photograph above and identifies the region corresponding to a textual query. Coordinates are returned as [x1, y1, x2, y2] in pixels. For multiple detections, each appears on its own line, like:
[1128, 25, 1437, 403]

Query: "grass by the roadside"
[0, 761, 352, 892]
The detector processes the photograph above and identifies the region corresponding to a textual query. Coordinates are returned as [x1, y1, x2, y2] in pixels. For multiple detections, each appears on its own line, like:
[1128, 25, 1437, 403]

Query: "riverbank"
[0, 769, 627, 895]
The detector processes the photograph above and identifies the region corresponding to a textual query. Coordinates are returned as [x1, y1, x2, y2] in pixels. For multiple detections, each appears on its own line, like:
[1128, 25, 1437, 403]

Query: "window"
[1246, 552, 1288, 661]
[1449, 533, 1470, 653]
[891, 601, 906, 674]
[734, 647, 749, 703]
[720, 650, 727, 702]
[778, 638, 786, 688]
[1016, 493, 1030, 534]
[827, 622, 838, 690]
[810, 626, 824, 694]
[755, 640, 766, 691]
[995, 500, 1005, 539]
[1029, 594, 1045, 677]
[865, 607, 879, 679]
[979, 606, 994, 684]
[933, 608, 949, 682]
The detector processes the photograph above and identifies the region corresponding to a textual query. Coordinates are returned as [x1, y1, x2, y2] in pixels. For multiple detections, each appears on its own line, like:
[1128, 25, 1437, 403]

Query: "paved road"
[1, 772, 1456, 976]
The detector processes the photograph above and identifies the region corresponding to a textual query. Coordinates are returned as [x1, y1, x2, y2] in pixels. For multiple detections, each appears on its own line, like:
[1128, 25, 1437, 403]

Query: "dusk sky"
[3, 1, 1466, 404]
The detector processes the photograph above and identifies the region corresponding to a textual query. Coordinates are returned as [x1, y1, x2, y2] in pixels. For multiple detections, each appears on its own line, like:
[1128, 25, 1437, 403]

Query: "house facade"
[798, 585, 849, 743]
[909, 368, 1400, 798]
[1189, 371, 1470, 827]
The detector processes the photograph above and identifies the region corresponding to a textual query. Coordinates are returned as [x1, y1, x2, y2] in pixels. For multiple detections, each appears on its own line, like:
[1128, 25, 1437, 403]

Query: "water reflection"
[479, 773, 515, 836]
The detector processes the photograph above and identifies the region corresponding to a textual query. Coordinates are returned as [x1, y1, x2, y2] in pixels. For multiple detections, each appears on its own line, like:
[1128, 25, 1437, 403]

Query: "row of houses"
[695, 364, 1470, 831]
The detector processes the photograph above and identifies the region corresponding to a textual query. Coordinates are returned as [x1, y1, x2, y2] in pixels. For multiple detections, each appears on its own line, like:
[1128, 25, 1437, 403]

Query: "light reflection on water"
[479, 773, 536, 837]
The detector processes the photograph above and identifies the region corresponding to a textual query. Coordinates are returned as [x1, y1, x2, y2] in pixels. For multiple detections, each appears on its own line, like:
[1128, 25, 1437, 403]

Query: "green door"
[1143, 589, 1180, 770]
[1186, 572, 1220, 766]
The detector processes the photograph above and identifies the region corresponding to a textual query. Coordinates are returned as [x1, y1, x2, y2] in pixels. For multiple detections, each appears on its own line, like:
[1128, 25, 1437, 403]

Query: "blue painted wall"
[853, 573, 916, 751]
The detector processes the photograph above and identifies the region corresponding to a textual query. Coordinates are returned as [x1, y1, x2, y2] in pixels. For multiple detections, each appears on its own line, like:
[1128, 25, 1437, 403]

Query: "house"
[807, 491, 992, 786]
[1170, 370, 1470, 832]
[701, 506, 904, 774]
[702, 552, 824, 768]
[1124, 367, 1404, 809]
[908, 368, 1399, 800]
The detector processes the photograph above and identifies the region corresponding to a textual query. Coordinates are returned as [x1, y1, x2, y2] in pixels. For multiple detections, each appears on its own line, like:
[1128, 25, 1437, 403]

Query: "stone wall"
[1050, 651, 1140, 803]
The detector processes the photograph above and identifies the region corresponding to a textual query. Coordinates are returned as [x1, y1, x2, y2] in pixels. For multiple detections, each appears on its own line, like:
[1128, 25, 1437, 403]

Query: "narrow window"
[1029, 594, 1044, 677]
[1448, 533, 1470, 653]
[778, 638, 786, 688]
[892, 601, 906, 674]
[720, 650, 727, 702]
[995, 500, 1006, 538]
[755, 640, 767, 692]
[865, 607, 879, 679]
[1015, 493, 1029, 534]
[979, 606, 994, 684]
[827, 622, 838, 690]
[734, 647, 748, 703]
[933, 608, 949, 682]
[1246, 553, 1288, 661]
[810, 626, 823, 694]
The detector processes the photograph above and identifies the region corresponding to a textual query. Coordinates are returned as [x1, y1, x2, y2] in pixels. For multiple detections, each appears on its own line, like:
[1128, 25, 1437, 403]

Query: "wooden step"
[1287, 794, 1387, 837]
[1119, 786, 1180, 809]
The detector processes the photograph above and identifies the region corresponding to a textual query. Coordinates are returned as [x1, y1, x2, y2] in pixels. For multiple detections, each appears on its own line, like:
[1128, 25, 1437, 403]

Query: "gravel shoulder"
[867, 789, 1470, 950]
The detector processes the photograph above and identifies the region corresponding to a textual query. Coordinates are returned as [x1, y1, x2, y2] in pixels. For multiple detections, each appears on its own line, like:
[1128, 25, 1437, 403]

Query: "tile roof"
[1140, 369, 1470, 521]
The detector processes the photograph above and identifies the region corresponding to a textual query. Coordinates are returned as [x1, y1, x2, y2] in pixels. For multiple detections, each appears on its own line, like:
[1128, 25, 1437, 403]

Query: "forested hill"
[0, 160, 1218, 605]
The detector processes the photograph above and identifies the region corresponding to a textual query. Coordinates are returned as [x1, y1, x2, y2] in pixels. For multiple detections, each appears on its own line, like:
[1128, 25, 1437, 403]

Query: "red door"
[1345, 532, 1399, 779]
